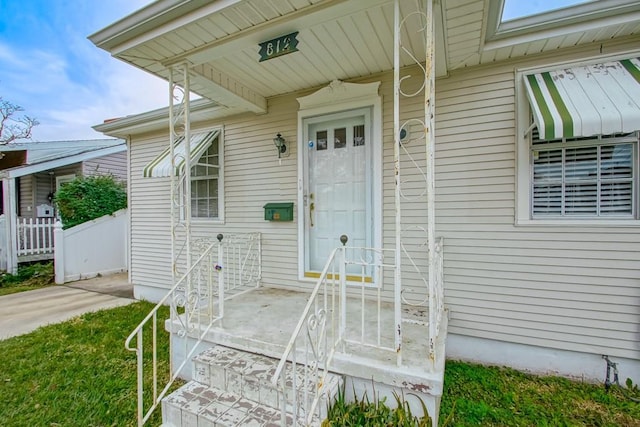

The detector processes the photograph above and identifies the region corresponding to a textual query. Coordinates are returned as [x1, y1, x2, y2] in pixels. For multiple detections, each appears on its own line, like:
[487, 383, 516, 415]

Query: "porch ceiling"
[91, 0, 446, 109]
[91, 0, 640, 113]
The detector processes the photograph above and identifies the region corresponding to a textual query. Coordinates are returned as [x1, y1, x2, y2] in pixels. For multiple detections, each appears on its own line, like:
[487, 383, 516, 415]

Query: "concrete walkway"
[0, 273, 135, 340]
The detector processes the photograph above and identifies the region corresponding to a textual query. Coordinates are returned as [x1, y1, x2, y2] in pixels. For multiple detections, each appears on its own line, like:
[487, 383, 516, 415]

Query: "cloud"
[0, 0, 168, 142]
[44, 64, 168, 140]
[0, 40, 168, 141]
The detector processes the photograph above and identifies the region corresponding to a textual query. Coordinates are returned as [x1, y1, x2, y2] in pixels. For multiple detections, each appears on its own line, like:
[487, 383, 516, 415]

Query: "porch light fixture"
[273, 133, 287, 159]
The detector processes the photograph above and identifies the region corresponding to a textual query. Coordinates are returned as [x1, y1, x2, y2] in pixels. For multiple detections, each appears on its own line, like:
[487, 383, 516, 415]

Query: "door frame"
[296, 80, 383, 282]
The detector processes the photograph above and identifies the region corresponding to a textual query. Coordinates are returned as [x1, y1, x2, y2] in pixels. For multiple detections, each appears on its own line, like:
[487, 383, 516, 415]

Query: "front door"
[303, 108, 372, 276]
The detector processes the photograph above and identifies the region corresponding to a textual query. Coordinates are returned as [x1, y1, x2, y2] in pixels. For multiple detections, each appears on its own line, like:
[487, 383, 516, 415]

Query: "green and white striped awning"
[524, 58, 640, 140]
[143, 130, 219, 178]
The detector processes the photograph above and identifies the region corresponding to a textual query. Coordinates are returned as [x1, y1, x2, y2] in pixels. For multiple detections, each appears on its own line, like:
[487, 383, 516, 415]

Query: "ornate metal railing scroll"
[273, 238, 400, 425]
[394, 0, 443, 369]
[272, 247, 342, 426]
[125, 232, 261, 426]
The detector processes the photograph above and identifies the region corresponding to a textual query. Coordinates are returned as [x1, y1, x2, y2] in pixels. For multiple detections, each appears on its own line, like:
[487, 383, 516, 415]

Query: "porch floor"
[174, 286, 447, 395]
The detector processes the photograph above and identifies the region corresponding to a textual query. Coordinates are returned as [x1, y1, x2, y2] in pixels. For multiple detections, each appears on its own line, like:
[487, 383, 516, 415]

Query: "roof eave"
[89, 0, 191, 50]
[93, 99, 241, 137]
[88, 0, 242, 53]
[0, 143, 127, 179]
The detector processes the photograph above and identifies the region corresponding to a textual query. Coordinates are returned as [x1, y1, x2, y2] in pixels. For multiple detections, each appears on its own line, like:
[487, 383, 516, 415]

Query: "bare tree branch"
[0, 97, 39, 144]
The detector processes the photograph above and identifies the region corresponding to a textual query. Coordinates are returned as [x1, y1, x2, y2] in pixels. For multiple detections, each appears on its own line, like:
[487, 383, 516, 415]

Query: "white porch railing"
[271, 246, 343, 426]
[272, 236, 444, 425]
[125, 232, 261, 426]
[16, 217, 55, 257]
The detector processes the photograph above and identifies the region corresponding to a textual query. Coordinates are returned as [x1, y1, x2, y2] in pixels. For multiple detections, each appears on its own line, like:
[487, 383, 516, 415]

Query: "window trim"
[515, 57, 640, 227]
[486, 0, 640, 45]
[186, 127, 224, 224]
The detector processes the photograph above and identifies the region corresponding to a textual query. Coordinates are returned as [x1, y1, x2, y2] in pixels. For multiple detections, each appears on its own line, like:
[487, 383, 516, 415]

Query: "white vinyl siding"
[129, 133, 174, 289]
[128, 41, 640, 362]
[128, 98, 300, 292]
[443, 44, 640, 361]
[18, 175, 34, 217]
[83, 151, 127, 184]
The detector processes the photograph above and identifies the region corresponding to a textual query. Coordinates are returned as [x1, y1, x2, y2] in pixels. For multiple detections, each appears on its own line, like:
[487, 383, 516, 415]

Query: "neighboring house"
[0, 139, 127, 273]
[90, 0, 640, 425]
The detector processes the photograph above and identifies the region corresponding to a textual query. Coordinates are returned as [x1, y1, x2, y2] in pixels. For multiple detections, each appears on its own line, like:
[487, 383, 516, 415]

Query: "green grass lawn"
[441, 361, 640, 426]
[0, 301, 638, 426]
[0, 301, 170, 426]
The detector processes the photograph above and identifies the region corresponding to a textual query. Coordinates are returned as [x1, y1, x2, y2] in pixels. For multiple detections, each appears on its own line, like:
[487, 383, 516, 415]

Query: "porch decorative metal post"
[167, 66, 178, 385]
[168, 63, 193, 310]
[182, 63, 193, 306]
[169, 68, 176, 287]
[393, 0, 403, 367]
[425, 0, 438, 368]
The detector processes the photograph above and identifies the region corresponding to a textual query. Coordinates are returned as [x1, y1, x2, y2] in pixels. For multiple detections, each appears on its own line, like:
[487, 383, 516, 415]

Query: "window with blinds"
[531, 129, 637, 218]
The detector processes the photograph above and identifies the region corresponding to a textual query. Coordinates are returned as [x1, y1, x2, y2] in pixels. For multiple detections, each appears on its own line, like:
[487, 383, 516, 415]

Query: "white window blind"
[531, 130, 636, 218]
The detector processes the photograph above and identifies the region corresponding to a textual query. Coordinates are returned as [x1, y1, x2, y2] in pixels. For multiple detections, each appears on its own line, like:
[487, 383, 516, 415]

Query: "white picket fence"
[17, 217, 56, 257]
[0, 215, 6, 271]
[0, 215, 55, 272]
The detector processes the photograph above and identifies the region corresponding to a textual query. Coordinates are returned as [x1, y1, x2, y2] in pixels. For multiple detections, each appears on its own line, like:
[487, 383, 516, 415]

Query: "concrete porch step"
[162, 381, 286, 427]
[162, 345, 343, 426]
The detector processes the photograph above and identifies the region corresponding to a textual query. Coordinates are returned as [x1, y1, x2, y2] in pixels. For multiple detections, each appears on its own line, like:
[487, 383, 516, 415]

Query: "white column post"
[183, 64, 193, 300]
[425, 0, 438, 368]
[169, 68, 177, 286]
[393, 0, 403, 367]
[3, 178, 18, 274]
[54, 221, 65, 284]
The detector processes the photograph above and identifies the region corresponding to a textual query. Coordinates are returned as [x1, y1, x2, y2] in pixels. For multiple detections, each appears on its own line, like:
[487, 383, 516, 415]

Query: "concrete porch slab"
[168, 286, 447, 395]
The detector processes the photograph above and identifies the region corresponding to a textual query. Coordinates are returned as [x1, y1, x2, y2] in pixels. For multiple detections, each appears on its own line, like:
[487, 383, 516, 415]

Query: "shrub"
[324, 385, 432, 427]
[0, 262, 53, 288]
[54, 175, 127, 229]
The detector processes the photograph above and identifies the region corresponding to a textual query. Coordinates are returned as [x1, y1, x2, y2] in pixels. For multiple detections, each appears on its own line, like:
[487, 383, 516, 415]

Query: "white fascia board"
[93, 100, 233, 137]
[92, 0, 243, 55]
[1, 144, 126, 179]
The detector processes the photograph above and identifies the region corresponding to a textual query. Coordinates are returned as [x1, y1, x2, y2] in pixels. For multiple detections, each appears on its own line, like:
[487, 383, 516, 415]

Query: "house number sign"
[258, 32, 299, 62]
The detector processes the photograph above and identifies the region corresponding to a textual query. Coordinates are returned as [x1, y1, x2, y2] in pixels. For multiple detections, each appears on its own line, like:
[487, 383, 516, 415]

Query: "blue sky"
[0, 0, 591, 142]
[502, 0, 592, 21]
[0, 0, 164, 141]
